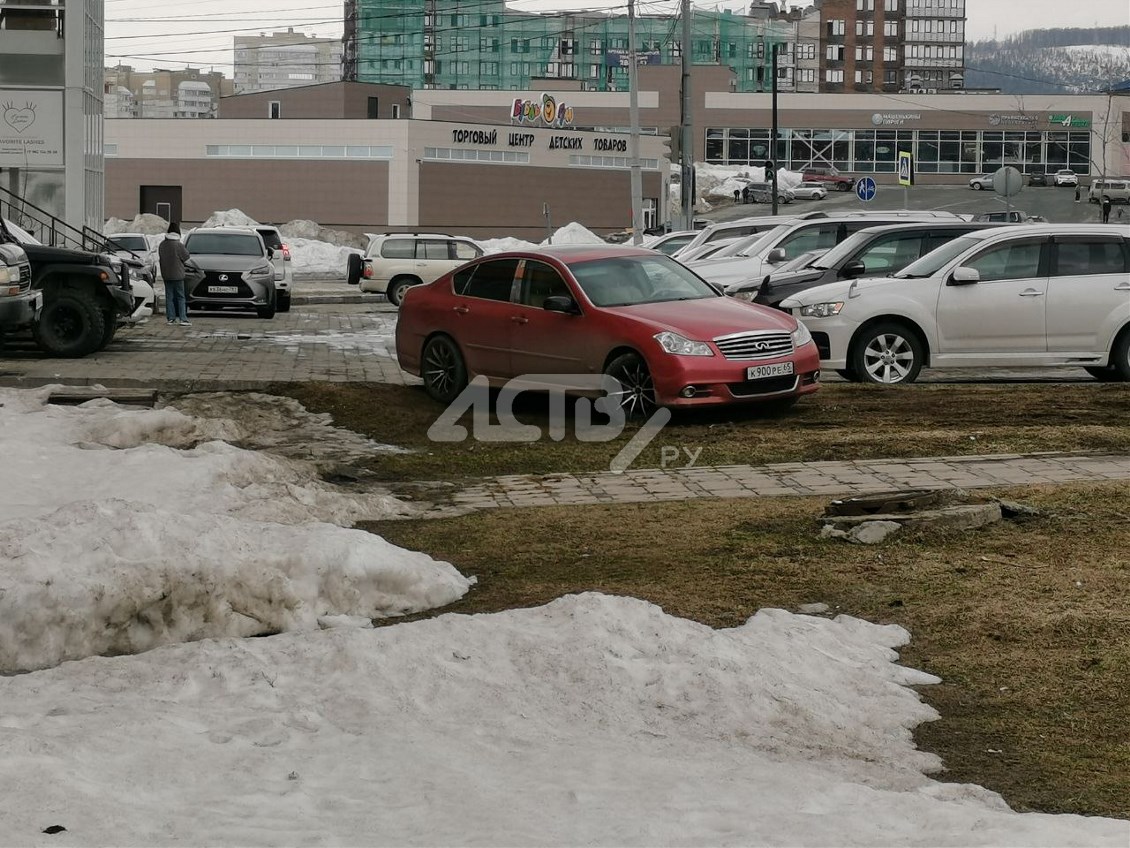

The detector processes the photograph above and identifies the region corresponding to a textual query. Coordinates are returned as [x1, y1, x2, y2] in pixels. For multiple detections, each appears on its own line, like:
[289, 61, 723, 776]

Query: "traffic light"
[662, 125, 681, 163]
[764, 159, 775, 184]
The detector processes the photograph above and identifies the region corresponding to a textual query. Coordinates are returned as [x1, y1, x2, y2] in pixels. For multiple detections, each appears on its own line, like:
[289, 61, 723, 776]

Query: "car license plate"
[746, 362, 794, 380]
[209, 285, 239, 294]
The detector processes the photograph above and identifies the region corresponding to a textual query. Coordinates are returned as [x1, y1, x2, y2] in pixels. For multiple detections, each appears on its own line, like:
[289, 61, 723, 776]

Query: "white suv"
[780, 224, 1130, 384]
[360, 233, 482, 306]
[252, 225, 293, 313]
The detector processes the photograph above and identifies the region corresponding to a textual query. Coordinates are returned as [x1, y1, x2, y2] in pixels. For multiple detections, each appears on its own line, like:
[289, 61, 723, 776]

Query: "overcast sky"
[104, 0, 1130, 73]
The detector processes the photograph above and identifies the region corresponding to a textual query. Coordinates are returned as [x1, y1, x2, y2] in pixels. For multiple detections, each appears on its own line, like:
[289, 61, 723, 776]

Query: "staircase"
[0, 185, 110, 253]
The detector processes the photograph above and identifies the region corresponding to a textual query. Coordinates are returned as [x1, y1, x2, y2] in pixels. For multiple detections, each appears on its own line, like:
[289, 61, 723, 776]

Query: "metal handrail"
[0, 184, 109, 253]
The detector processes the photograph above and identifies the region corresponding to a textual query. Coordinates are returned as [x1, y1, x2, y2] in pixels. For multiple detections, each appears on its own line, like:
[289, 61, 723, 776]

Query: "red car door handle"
[453, 305, 469, 314]
[510, 315, 529, 324]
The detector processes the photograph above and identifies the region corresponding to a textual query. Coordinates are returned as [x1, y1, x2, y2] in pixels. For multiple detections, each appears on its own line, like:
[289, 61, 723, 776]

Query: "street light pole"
[628, 0, 643, 245]
[680, 0, 693, 229]
[770, 42, 779, 216]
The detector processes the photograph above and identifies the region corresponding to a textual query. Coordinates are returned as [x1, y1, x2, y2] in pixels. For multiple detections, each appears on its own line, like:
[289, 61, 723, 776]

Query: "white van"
[1089, 179, 1130, 204]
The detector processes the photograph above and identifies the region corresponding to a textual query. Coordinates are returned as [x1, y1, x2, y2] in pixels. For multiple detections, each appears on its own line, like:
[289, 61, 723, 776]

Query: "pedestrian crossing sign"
[898, 152, 914, 187]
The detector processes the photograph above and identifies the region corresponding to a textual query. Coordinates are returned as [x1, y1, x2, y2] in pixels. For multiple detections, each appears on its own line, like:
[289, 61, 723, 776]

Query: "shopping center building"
[104, 71, 1130, 238]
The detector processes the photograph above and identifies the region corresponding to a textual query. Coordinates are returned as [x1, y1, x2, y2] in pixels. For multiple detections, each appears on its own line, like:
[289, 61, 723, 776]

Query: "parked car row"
[970, 169, 1082, 190]
[680, 211, 968, 291]
[781, 223, 1130, 385]
[389, 209, 1130, 418]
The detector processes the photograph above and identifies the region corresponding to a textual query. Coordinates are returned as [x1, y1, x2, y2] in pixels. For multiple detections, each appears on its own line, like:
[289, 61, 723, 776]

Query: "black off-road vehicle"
[0, 206, 134, 358]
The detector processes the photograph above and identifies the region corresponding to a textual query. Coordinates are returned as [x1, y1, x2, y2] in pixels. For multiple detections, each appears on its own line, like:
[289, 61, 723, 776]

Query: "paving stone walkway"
[440, 452, 1130, 511]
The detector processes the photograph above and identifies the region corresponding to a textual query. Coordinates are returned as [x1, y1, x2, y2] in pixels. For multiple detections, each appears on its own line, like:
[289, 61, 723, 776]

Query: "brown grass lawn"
[272, 380, 1130, 819]
[274, 381, 1130, 486]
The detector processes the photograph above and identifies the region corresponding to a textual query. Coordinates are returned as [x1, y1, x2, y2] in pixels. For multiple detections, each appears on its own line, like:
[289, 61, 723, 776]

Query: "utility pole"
[628, 0, 643, 245]
[680, 0, 693, 229]
[770, 42, 779, 216]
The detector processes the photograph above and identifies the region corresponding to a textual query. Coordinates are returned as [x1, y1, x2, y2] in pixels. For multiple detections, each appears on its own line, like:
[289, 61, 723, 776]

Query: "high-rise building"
[0, 0, 104, 228]
[234, 28, 344, 94]
[343, 0, 792, 94]
[814, 0, 965, 93]
[903, 0, 966, 92]
[103, 67, 233, 119]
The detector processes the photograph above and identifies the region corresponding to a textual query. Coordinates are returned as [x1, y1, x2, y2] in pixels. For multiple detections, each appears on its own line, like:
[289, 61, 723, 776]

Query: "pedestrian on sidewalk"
[1074, 186, 1081, 203]
[158, 222, 192, 326]
[1101, 196, 1112, 223]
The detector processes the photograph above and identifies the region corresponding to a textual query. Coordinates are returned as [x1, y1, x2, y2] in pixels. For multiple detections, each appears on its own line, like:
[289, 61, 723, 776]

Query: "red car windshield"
[568, 255, 719, 307]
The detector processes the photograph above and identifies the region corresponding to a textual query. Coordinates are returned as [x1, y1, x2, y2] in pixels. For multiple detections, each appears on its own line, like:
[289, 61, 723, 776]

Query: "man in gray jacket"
[157, 222, 191, 326]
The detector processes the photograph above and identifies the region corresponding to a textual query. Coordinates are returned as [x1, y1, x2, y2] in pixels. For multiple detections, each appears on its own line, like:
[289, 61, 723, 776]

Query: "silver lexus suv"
[182, 227, 277, 319]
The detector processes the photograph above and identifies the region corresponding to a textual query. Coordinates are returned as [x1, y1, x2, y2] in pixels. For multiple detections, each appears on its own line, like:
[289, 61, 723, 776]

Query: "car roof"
[368, 231, 461, 239]
[946, 223, 1130, 243]
[851, 221, 999, 235]
[705, 215, 798, 228]
[187, 227, 260, 236]
[486, 245, 657, 263]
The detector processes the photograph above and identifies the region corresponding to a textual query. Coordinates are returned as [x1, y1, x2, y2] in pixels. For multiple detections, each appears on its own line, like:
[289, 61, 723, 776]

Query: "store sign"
[988, 113, 1038, 126]
[511, 94, 576, 128]
[452, 128, 498, 145]
[604, 50, 662, 67]
[1049, 114, 1091, 128]
[0, 89, 63, 168]
[871, 112, 921, 127]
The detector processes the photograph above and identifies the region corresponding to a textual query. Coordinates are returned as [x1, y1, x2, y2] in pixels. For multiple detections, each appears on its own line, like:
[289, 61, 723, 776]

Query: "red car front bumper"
[648, 341, 822, 407]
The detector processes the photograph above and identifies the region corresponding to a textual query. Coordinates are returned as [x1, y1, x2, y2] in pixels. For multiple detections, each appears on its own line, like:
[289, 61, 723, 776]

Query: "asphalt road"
[706, 181, 1124, 225]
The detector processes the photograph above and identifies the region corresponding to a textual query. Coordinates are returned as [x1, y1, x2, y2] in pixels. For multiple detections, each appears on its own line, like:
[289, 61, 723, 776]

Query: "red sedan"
[395, 245, 821, 416]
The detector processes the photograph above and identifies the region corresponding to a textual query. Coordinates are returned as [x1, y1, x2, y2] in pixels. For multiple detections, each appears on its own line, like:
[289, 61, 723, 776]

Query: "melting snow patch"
[0, 594, 1124, 845]
[0, 388, 462, 673]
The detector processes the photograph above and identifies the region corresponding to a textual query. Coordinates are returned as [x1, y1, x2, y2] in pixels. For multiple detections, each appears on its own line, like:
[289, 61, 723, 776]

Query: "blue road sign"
[856, 177, 878, 202]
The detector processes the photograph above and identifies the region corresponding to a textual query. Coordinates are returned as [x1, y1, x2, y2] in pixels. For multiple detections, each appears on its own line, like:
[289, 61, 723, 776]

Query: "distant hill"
[966, 26, 1130, 94]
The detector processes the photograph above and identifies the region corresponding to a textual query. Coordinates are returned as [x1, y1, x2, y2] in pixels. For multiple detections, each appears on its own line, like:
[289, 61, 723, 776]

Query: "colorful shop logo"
[1049, 114, 1090, 128]
[511, 94, 575, 128]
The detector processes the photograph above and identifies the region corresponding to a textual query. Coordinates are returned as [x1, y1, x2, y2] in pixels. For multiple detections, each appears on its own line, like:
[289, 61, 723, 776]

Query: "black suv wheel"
[33, 289, 106, 357]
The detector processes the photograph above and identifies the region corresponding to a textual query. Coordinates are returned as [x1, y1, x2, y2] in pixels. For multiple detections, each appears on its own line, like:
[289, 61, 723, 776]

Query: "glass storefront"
[705, 126, 1093, 175]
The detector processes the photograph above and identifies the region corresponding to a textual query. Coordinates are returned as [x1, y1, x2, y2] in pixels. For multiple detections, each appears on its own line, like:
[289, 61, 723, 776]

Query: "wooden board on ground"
[46, 387, 158, 407]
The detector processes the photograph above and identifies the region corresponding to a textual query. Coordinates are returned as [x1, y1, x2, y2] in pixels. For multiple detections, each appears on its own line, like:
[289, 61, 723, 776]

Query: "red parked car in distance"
[801, 166, 858, 192]
[395, 245, 821, 416]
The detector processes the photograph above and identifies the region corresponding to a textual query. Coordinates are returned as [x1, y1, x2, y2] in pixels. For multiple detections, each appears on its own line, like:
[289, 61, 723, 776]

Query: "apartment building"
[234, 28, 343, 94]
[814, 0, 965, 93]
[103, 66, 234, 119]
[903, 0, 966, 91]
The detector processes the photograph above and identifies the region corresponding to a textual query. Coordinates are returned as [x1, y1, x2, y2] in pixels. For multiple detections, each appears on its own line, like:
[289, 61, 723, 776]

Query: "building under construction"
[343, 0, 793, 93]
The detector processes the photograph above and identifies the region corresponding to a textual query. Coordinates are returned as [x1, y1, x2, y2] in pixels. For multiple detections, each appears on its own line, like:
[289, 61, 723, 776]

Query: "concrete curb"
[291, 294, 388, 305]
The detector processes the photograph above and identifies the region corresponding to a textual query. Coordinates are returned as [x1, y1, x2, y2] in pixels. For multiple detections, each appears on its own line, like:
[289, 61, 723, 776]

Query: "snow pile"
[479, 235, 539, 254]
[697, 162, 804, 201]
[0, 505, 471, 674]
[0, 388, 472, 673]
[201, 208, 260, 228]
[478, 222, 606, 254]
[280, 218, 366, 250]
[103, 213, 173, 235]
[287, 237, 363, 279]
[0, 593, 1125, 845]
[544, 220, 606, 245]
